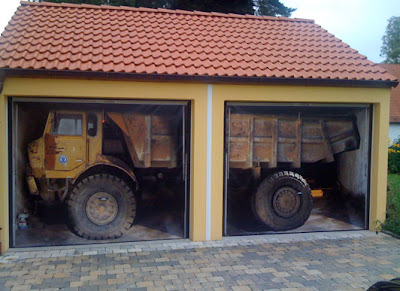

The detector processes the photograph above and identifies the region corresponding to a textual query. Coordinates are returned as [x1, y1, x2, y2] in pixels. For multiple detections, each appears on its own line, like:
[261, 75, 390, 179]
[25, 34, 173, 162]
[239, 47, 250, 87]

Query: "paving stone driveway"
[0, 231, 399, 290]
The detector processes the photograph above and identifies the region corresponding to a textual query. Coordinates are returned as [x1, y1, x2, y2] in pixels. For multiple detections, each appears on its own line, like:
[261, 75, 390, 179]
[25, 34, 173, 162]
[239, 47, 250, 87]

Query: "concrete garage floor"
[15, 205, 184, 248]
[15, 195, 363, 247]
[226, 196, 364, 236]
[1, 231, 399, 290]
[14, 178, 187, 247]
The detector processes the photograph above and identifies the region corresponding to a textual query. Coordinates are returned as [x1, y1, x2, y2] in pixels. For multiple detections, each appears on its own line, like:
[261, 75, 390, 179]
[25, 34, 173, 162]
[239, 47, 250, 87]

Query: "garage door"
[9, 98, 191, 247]
[224, 102, 371, 236]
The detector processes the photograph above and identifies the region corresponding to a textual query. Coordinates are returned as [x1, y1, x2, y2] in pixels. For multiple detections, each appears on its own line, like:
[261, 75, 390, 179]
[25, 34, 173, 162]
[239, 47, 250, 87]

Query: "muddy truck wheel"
[67, 174, 136, 240]
[253, 171, 312, 231]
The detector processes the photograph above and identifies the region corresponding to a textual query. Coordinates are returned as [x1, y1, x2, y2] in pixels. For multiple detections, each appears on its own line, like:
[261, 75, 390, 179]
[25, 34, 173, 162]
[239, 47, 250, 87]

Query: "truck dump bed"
[107, 112, 177, 168]
[227, 114, 360, 169]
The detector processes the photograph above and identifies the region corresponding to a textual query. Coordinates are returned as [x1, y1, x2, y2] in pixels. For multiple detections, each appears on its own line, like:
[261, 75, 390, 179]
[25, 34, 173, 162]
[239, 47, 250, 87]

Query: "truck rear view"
[227, 113, 360, 231]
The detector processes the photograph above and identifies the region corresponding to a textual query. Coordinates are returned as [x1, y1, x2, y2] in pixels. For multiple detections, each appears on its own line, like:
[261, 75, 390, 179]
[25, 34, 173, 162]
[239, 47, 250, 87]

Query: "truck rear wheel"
[254, 171, 312, 231]
[67, 174, 136, 240]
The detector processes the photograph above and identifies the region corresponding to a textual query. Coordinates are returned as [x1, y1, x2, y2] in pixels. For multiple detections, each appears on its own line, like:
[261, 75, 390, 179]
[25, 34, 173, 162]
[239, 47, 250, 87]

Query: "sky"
[0, 0, 399, 63]
[281, 0, 400, 63]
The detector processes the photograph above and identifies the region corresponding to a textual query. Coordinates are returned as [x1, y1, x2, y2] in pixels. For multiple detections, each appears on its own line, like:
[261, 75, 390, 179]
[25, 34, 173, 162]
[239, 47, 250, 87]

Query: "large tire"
[67, 174, 136, 240]
[253, 171, 312, 231]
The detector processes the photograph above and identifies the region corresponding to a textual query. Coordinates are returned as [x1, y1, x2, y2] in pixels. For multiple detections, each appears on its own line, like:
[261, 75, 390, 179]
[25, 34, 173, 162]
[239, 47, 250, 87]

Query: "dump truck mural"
[26, 110, 182, 240]
[26, 109, 360, 239]
[226, 113, 360, 231]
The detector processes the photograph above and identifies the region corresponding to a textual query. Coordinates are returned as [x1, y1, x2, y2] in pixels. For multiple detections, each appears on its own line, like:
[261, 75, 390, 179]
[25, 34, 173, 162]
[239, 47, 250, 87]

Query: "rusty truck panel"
[44, 133, 86, 171]
[228, 114, 359, 169]
[107, 112, 177, 168]
[44, 133, 57, 170]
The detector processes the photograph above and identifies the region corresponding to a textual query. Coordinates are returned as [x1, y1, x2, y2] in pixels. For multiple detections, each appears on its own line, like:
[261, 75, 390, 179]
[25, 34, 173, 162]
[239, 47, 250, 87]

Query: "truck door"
[44, 112, 87, 171]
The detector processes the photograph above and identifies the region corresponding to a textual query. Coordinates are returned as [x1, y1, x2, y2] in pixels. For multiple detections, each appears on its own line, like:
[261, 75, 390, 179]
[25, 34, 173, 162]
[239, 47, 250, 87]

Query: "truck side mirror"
[87, 113, 97, 137]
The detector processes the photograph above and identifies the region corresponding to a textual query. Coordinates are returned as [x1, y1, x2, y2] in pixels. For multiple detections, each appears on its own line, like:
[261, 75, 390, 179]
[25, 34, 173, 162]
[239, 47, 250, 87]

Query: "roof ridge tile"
[20, 1, 314, 23]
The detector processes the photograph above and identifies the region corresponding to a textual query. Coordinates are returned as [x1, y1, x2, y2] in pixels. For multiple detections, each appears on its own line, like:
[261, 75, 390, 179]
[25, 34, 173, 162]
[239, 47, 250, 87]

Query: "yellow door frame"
[210, 84, 390, 239]
[0, 78, 209, 252]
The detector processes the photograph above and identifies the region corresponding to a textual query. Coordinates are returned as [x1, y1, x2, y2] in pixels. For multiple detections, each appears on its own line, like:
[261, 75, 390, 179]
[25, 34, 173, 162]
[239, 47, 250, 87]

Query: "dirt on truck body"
[228, 113, 359, 169]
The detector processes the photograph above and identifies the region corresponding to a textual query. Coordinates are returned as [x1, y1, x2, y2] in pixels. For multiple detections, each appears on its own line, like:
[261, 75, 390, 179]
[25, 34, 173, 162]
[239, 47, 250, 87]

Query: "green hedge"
[388, 139, 400, 174]
[385, 174, 400, 235]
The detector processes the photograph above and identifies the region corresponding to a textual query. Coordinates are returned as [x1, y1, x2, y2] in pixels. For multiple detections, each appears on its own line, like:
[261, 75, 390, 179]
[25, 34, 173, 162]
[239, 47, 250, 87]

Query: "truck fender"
[72, 155, 138, 190]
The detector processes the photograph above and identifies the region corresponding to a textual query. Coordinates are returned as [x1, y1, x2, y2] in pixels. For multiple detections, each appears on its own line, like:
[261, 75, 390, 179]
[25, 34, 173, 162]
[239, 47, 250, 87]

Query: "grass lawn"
[386, 173, 400, 235]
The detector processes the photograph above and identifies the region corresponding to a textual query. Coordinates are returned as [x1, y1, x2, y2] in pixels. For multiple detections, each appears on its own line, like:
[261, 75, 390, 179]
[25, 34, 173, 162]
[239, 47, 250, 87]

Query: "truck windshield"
[52, 113, 83, 135]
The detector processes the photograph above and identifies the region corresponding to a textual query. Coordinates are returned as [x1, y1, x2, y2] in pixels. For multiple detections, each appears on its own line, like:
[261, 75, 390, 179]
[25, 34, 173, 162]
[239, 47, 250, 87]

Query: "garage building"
[0, 2, 397, 251]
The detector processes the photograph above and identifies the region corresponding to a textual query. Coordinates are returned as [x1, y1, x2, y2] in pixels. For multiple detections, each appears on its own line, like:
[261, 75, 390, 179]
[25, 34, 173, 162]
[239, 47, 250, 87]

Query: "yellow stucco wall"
[0, 77, 391, 251]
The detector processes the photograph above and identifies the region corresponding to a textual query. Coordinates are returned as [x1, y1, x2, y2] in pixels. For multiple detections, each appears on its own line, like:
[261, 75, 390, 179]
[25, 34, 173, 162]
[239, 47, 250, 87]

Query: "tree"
[254, 0, 295, 17]
[36, 0, 295, 17]
[381, 16, 400, 64]
[169, 0, 254, 15]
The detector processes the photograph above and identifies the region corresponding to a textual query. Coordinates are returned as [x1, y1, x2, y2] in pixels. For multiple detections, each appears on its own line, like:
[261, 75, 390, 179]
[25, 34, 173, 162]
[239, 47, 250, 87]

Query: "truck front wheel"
[67, 174, 136, 240]
[253, 171, 312, 231]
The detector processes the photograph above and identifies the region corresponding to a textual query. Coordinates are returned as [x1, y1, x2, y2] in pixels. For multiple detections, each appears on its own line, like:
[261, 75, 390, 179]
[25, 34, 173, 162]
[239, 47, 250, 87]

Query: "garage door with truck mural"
[224, 103, 371, 236]
[10, 99, 190, 247]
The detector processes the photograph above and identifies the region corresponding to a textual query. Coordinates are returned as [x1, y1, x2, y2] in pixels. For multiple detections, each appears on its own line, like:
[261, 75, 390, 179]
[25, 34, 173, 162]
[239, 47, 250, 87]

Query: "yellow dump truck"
[27, 110, 179, 239]
[227, 113, 360, 231]
[26, 109, 360, 239]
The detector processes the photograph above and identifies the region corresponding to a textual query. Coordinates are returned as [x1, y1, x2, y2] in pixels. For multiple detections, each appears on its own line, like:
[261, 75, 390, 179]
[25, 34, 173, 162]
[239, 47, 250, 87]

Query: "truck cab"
[28, 111, 103, 180]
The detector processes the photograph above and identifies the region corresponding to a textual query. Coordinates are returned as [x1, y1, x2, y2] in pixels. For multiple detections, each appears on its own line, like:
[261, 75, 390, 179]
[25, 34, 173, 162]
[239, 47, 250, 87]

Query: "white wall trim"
[206, 84, 212, 241]
[389, 123, 400, 145]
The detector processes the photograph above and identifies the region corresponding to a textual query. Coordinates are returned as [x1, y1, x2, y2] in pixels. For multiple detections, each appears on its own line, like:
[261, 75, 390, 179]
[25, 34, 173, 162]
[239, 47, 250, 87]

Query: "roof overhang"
[1, 68, 398, 89]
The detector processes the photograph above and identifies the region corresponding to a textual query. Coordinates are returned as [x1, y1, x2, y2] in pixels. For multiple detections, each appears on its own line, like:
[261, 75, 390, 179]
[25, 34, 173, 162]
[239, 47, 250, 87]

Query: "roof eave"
[1, 68, 398, 89]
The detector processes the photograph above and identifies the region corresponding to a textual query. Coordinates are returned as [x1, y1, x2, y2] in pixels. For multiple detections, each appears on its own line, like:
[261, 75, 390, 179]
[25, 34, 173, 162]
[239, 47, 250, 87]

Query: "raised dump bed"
[227, 114, 360, 169]
[107, 112, 177, 168]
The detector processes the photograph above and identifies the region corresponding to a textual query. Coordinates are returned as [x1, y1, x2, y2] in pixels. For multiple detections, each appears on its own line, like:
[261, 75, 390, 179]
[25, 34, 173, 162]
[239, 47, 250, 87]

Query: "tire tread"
[254, 171, 312, 231]
[67, 174, 136, 240]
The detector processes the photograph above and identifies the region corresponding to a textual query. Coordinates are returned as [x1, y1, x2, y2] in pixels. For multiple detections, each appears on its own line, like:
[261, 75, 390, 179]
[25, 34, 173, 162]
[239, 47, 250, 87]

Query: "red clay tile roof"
[0, 1, 397, 84]
[379, 64, 400, 122]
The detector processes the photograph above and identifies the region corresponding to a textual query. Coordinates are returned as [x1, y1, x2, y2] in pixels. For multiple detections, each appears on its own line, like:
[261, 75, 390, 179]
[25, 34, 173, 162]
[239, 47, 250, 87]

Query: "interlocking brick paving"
[0, 231, 399, 290]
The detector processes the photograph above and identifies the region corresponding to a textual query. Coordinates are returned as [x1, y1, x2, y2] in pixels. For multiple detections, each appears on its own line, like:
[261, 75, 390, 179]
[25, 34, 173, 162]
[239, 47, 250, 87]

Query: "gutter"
[1, 68, 398, 89]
